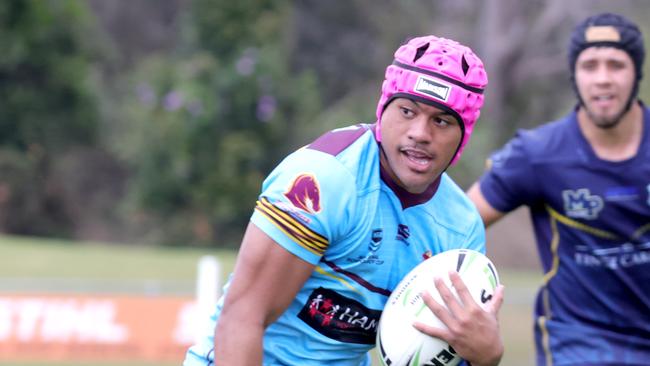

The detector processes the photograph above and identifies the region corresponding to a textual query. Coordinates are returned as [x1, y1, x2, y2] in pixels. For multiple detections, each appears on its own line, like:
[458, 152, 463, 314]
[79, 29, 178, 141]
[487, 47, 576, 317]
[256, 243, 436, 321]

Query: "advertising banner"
[0, 294, 198, 363]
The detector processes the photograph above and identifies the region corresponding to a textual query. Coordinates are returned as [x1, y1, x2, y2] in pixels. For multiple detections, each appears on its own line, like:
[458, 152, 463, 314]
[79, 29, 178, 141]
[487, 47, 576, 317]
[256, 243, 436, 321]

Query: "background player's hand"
[413, 271, 504, 366]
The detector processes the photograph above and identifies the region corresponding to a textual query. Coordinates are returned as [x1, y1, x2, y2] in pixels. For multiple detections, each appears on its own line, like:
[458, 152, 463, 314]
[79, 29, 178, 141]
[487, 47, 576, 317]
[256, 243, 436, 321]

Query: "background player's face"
[575, 47, 636, 129]
[379, 98, 462, 194]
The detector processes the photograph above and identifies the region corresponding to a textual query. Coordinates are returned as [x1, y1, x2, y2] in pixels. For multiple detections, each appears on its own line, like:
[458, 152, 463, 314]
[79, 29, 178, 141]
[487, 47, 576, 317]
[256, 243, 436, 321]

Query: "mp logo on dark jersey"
[562, 188, 603, 219]
[298, 287, 381, 344]
[414, 75, 451, 102]
[284, 173, 322, 214]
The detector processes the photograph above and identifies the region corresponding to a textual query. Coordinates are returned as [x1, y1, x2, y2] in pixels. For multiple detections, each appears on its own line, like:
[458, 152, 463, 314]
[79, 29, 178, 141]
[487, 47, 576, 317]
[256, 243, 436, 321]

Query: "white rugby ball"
[376, 249, 499, 366]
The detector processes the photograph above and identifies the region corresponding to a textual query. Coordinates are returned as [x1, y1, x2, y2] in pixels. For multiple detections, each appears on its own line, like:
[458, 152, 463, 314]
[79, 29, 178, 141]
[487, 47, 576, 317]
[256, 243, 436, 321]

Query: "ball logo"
[284, 173, 322, 213]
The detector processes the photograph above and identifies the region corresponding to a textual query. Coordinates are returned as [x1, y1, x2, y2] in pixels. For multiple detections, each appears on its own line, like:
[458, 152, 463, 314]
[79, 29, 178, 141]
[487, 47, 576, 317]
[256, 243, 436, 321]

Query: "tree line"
[0, 0, 646, 247]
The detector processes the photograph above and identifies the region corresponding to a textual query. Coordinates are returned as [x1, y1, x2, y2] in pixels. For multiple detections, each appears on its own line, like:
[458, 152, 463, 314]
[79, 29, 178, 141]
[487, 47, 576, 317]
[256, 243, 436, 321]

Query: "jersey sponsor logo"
[396, 224, 410, 244]
[604, 186, 639, 202]
[575, 241, 650, 269]
[346, 254, 385, 265]
[346, 229, 385, 265]
[562, 189, 603, 220]
[414, 75, 451, 102]
[298, 287, 381, 344]
[284, 174, 322, 214]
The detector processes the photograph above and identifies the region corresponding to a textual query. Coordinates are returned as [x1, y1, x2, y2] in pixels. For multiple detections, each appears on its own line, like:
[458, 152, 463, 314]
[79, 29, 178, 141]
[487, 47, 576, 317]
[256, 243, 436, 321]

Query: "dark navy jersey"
[185, 124, 486, 366]
[479, 108, 650, 365]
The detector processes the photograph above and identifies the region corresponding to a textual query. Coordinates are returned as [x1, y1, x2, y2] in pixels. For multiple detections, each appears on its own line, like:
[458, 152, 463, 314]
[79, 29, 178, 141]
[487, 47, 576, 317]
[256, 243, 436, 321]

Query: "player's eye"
[433, 116, 454, 127]
[400, 107, 415, 118]
[608, 60, 626, 70]
[579, 61, 597, 71]
[436, 118, 449, 126]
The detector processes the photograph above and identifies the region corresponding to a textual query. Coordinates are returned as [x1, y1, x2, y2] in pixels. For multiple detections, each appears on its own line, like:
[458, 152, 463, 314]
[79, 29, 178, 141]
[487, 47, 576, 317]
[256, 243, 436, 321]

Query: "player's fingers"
[414, 290, 452, 340]
[433, 276, 463, 317]
[420, 287, 453, 325]
[485, 284, 505, 316]
[448, 271, 476, 308]
[412, 318, 449, 340]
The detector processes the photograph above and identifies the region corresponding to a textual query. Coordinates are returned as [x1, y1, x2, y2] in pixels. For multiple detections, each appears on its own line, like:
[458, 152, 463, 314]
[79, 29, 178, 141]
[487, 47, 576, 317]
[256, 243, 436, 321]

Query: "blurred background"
[0, 0, 648, 365]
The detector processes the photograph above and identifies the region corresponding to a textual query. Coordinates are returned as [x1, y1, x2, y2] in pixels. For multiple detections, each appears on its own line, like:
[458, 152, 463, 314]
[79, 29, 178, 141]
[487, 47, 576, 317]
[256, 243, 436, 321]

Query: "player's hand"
[412, 270, 505, 366]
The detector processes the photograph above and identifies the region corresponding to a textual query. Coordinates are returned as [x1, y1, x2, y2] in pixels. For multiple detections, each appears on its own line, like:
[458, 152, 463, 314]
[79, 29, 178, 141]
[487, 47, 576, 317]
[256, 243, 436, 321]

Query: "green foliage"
[0, 0, 103, 238]
[0, 148, 69, 236]
[191, 0, 282, 60]
[0, 0, 99, 152]
[113, 1, 321, 246]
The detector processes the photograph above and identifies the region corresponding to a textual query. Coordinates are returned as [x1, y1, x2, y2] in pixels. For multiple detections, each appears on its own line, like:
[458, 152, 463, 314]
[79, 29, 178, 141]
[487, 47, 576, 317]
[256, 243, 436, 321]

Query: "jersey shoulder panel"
[307, 124, 372, 156]
[252, 124, 380, 265]
[480, 114, 577, 212]
[307, 123, 381, 195]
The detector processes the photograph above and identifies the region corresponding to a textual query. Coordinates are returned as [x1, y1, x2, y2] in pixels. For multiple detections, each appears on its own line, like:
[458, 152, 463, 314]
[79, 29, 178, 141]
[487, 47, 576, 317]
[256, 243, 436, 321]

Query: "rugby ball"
[376, 249, 499, 366]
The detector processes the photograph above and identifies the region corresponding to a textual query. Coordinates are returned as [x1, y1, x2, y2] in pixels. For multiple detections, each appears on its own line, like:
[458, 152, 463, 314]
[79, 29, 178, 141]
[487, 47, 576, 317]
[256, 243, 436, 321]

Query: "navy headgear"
[568, 13, 645, 109]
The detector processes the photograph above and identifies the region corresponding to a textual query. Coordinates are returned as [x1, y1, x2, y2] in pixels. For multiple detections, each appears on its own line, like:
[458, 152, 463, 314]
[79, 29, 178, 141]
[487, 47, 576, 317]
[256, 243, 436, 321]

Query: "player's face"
[575, 47, 636, 129]
[379, 98, 462, 194]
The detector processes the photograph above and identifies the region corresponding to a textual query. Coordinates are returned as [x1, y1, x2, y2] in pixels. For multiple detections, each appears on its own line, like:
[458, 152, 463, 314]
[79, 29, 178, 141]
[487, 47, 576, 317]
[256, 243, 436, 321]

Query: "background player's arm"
[213, 222, 315, 366]
[466, 183, 506, 228]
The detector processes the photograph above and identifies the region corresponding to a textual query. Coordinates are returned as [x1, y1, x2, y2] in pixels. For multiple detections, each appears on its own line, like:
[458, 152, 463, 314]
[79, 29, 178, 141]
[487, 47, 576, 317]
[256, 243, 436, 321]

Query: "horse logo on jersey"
[562, 188, 604, 220]
[284, 173, 322, 214]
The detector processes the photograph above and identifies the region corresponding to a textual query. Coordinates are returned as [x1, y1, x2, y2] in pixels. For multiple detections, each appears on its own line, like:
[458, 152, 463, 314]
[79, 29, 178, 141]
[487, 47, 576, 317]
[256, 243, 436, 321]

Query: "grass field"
[0, 234, 539, 366]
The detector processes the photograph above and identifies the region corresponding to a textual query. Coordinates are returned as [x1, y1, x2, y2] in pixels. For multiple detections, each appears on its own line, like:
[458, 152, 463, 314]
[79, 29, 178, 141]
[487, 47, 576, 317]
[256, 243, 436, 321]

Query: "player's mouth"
[400, 147, 433, 173]
[591, 94, 616, 108]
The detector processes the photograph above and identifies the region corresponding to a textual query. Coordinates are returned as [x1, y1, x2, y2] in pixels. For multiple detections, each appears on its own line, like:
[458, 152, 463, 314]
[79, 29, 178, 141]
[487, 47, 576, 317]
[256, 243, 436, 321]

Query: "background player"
[184, 35, 504, 366]
[467, 12, 650, 366]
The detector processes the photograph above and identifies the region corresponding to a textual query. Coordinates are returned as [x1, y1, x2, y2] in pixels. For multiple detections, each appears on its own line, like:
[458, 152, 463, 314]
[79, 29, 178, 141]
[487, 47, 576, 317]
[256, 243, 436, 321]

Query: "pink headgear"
[376, 35, 488, 164]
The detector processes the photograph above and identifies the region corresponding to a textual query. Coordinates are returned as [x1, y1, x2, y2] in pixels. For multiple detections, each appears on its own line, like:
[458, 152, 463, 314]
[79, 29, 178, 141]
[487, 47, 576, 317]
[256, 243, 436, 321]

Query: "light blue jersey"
[184, 124, 485, 366]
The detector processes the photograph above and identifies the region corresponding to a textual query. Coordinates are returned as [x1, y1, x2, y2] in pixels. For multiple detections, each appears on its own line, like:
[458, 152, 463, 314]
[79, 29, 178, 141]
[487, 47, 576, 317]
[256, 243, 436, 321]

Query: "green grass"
[0, 234, 237, 280]
[0, 234, 537, 366]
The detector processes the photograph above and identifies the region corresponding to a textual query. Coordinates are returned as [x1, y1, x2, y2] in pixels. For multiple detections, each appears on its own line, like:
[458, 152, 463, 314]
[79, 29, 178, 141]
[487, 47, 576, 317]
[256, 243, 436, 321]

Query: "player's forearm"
[213, 315, 265, 366]
[466, 183, 505, 227]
